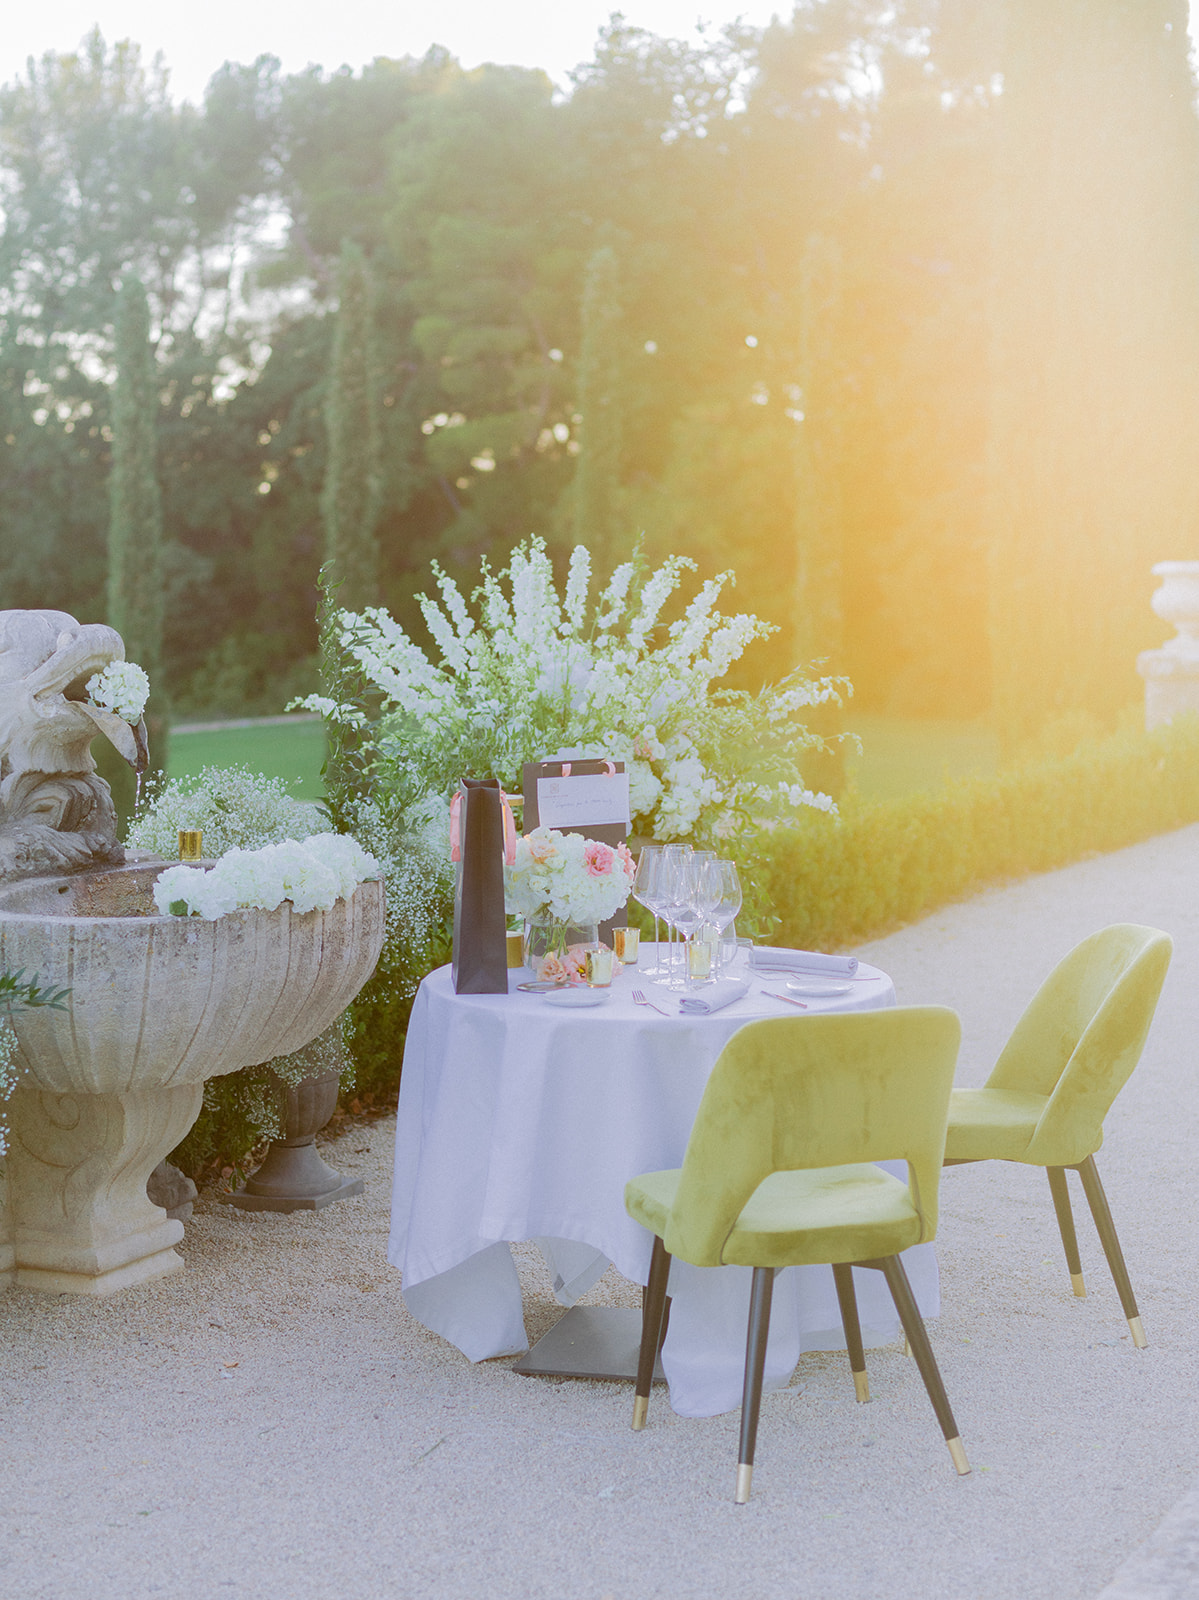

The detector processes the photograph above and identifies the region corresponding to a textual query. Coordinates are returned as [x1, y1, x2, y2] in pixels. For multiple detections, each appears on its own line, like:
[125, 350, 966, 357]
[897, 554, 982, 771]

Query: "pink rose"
[538, 953, 570, 983]
[583, 841, 615, 878]
[527, 835, 558, 864]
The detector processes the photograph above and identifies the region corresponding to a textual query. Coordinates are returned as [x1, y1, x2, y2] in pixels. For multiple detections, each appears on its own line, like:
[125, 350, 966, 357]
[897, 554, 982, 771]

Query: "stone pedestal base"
[1138, 647, 1199, 731]
[4, 1080, 202, 1296]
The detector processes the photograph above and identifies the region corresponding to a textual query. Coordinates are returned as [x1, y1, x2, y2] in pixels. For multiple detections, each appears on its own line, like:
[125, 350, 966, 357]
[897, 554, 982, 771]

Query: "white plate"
[543, 988, 610, 1008]
[785, 978, 853, 998]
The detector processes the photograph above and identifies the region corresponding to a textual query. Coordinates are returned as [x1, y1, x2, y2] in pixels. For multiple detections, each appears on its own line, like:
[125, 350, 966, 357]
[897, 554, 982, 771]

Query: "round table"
[387, 952, 938, 1417]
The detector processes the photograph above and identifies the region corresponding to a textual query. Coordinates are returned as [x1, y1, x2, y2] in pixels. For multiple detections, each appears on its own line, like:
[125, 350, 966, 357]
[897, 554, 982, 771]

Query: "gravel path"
[3, 822, 1198, 1600]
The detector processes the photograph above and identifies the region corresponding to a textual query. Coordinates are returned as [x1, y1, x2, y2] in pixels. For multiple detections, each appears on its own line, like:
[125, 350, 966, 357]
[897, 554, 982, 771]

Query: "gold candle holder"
[178, 829, 203, 861]
[584, 946, 615, 988]
[613, 927, 640, 965]
[506, 928, 525, 968]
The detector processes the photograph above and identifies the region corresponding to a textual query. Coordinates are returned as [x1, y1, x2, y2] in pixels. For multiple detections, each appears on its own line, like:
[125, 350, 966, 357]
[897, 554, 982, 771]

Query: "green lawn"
[168, 717, 326, 799]
[167, 712, 999, 806]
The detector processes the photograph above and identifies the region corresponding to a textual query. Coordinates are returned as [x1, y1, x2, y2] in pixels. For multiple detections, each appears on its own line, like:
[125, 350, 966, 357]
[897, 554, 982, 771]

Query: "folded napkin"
[679, 978, 749, 1016]
[749, 946, 859, 977]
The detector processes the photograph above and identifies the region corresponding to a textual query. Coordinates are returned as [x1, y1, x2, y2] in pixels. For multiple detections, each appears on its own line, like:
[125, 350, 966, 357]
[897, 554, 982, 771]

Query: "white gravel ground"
[3, 822, 1199, 1600]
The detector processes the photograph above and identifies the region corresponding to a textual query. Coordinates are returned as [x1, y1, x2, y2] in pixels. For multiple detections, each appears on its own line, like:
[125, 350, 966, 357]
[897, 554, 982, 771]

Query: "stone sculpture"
[0, 608, 147, 882]
[0, 608, 385, 1295]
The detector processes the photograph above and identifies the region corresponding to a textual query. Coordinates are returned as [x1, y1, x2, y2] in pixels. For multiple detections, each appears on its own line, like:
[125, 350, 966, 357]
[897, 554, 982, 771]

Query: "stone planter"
[0, 861, 384, 1295]
[223, 1025, 363, 1213]
[1138, 561, 1199, 729]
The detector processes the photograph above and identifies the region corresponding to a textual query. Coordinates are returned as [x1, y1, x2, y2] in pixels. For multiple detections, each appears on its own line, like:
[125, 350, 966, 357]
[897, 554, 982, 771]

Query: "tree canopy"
[2, 3, 1197, 743]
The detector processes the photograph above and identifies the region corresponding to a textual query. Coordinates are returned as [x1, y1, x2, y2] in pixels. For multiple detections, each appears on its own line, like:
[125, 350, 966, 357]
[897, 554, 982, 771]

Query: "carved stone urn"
[0, 860, 384, 1295]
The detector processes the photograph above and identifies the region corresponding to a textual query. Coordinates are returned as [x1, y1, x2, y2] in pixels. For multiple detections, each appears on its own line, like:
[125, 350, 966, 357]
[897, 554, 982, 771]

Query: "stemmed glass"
[632, 846, 668, 979]
[708, 860, 742, 977]
[659, 843, 692, 985]
[660, 851, 705, 990]
[692, 857, 724, 978]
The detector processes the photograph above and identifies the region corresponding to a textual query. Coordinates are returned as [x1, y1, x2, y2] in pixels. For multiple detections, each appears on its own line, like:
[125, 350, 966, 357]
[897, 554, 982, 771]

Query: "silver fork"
[632, 988, 670, 1016]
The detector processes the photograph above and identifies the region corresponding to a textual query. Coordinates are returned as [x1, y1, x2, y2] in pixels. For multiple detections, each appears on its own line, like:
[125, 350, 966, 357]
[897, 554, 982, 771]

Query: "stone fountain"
[0, 610, 384, 1295]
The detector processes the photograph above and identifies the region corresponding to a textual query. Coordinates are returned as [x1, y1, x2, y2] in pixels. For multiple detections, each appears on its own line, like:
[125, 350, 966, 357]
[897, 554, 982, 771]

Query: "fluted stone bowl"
[0, 860, 385, 1094]
[0, 859, 385, 1295]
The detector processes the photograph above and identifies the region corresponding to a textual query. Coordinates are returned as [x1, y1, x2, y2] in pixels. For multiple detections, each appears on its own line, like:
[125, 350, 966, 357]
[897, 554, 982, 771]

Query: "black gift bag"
[451, 778, 515, 994]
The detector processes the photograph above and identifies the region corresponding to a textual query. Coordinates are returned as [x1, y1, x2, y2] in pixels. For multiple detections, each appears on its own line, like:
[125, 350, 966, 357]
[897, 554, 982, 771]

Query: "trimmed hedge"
[756, 716, 1199, 950]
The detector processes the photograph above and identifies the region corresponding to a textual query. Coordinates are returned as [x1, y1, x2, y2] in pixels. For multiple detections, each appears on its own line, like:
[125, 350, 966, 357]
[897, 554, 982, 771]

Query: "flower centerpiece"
[506, 826, 636, 982]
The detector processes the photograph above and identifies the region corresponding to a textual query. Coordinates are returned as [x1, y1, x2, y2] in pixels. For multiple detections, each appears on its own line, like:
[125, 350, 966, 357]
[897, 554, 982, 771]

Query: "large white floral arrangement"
[296, 539, 843, 849]
[506, 826, 636, 926]
[153, 833, 380, 921]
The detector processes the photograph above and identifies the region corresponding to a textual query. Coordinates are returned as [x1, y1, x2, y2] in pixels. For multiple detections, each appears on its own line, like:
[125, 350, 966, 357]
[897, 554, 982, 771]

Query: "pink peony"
[538, 953, 570, 983]
[583, 841, 615, 878]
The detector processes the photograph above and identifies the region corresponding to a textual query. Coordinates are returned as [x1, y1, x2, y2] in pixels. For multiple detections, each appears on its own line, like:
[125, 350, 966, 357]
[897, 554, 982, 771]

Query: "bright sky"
[0, 2, 793, 104]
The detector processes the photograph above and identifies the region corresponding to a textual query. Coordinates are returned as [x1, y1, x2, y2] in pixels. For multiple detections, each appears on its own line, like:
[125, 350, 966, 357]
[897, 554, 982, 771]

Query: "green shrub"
[754, 716, 1199, 949]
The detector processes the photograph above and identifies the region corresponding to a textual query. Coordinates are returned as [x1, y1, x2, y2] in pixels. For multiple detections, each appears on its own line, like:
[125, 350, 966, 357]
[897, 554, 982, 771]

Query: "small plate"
[785, 978, 853, 998]
[543, 988, 610, 1008]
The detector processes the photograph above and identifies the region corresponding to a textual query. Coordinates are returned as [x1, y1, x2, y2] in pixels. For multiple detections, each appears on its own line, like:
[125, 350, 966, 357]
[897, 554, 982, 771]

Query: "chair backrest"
[986, 924, 1172, 1166]
[663, 1007, 961, 1268]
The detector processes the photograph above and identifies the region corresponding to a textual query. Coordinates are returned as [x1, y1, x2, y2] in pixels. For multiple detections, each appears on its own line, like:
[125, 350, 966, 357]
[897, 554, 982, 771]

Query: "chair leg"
[832, 1263, 870, 1402]
[1047, 1166, 1087, 1296]
[879, 1255, 970, 1476]
[1075, 1155, 1147, 1348]
[735, 1266, 775, 1504]
[632, 1236, 671, 1430]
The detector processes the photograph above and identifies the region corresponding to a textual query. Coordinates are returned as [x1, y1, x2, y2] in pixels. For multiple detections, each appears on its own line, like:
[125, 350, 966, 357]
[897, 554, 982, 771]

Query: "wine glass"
[659, 843, 692, 985]
[692, 857, 724, 976]
[632, 846, 668, 978]
[709, 860, 742, 976]
[660, 852, 705, 990]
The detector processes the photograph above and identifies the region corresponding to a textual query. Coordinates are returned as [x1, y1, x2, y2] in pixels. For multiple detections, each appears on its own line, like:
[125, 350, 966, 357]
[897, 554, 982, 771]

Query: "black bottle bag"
[451, 778, 510, 994]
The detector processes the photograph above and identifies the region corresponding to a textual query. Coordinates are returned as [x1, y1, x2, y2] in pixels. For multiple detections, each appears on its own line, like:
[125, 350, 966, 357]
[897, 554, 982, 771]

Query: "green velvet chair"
[944, 924, 1172, 1349]
[624, 1006, 967, 1504]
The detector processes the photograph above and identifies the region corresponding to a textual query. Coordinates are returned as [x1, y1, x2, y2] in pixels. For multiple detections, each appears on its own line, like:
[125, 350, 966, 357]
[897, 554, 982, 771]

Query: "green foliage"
[107, 277, 167, 806]
[572, 247, 626, 564]
[755, 716, 1199, 950]
[322, 241, 382, 610]
[0, 971, 71, 1016]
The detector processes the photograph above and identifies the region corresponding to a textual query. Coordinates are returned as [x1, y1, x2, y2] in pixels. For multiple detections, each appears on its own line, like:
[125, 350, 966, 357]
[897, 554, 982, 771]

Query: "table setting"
[388, 818, 937, 1417]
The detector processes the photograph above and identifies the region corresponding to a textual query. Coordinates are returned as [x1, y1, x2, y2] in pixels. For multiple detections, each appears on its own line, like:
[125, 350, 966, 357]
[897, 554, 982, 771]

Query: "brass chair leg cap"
[631, 1395, 649, 1431]
[735, 1463, 753, 1504]
[853, 1370, 870, 1403]
[947, 1436, 971, 1475]
[1070, 1273, 1087, 1298]
[1128, 1315, 1147, 1350]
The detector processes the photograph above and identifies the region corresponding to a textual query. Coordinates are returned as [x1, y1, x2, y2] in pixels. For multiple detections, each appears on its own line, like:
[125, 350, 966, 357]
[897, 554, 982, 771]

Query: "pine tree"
[107, 276, 167, 786]
[322, 239, 382, 612]
[573, 246, 626, 567]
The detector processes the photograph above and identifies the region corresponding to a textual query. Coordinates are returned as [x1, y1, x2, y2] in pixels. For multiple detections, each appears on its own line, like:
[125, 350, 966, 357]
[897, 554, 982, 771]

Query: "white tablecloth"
[388, 951, 938, 1417]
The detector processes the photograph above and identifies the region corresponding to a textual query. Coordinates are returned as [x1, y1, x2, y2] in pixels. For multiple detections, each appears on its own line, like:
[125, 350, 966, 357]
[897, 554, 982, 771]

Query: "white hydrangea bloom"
[86, 660, 150, 723]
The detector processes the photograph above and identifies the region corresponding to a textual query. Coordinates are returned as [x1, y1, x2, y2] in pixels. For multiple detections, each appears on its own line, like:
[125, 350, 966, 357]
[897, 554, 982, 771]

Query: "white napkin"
[678, 978, 750, 1015]
[749, 946, 859, 977]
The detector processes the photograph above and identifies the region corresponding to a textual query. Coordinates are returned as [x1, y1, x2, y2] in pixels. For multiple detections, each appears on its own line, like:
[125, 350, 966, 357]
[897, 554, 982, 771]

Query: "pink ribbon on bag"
[449, 787, 517, 866]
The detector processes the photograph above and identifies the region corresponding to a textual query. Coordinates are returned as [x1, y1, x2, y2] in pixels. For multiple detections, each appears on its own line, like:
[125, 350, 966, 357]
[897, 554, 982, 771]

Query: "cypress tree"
[106, 276, 167, 791]
[986, 0, 1199, 751]
[322, 240, 382, 612]
[573, 246, 626, 567]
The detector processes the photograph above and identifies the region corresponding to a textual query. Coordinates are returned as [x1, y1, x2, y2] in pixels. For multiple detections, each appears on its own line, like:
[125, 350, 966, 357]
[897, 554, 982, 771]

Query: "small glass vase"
[522, 916, 599, 983]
